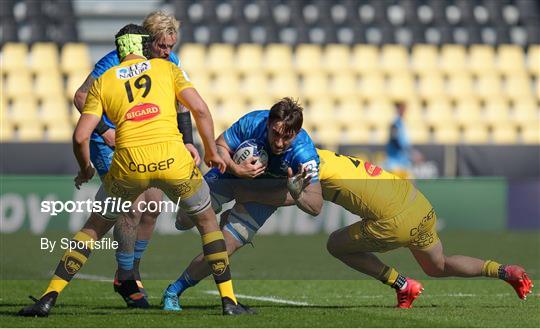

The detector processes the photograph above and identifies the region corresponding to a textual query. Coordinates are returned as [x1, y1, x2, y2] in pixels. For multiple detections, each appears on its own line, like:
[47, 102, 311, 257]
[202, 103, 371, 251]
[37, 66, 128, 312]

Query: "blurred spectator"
[384, 102, 423, 179]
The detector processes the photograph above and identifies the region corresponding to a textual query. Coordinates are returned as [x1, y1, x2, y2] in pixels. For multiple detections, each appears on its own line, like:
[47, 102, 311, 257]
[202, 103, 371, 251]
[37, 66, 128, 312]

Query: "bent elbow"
[73, 130, 89, 145]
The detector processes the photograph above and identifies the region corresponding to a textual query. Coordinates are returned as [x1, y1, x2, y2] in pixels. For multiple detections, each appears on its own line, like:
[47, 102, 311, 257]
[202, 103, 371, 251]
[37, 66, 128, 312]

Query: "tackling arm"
[178, 88, 225, 172]
[233, 181, 323, 216]
[73, 114, 100, 172]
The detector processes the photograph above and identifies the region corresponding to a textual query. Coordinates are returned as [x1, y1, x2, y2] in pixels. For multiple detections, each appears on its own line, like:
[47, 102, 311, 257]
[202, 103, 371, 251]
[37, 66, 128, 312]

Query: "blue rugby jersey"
[223, 110, 320, 181]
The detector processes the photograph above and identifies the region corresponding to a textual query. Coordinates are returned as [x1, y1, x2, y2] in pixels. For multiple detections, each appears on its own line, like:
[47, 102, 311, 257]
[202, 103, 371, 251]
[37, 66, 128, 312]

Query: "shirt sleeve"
[291, 141, 320, 182]
[169, 52, 180, 66]
[223, 111, 264, 151]
[82, 78, 103, 118]
[172, 63, 194, 99]
[90, 50, 119, 79]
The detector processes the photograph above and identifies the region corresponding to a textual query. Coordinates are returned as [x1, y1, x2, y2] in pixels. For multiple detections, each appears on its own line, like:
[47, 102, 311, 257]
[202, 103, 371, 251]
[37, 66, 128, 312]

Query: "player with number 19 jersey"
[83, 57, 202, 204]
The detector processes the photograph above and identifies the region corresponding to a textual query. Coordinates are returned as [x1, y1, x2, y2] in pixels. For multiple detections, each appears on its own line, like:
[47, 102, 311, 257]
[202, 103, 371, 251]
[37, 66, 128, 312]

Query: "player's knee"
[175, 211, 195, 231]
[421, 260, 446, 277]
[326, 232, 341, 257]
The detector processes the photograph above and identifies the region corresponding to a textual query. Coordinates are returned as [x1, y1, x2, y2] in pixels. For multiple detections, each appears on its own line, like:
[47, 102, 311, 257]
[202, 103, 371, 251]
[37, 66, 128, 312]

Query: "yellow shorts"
[347, 191, 439, 252]
[99, 140, 210, 219]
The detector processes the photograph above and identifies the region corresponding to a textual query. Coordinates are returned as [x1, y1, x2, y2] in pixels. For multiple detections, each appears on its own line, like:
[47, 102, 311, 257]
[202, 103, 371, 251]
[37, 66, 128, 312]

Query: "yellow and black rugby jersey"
[317, 148, 417, 220]
[83, 58, 193, 149]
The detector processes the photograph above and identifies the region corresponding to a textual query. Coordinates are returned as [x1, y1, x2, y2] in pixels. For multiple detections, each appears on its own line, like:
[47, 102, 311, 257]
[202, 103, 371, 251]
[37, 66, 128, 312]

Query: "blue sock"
[133, 240, 149, 280]
[134, 240, 149, 260]
[116, 251, 134, 280]
[168, 270, 200, 296]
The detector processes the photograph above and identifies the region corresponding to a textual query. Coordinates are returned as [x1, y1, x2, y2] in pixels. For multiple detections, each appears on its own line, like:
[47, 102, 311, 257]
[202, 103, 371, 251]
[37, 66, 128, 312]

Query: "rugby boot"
[115, 279, 149, 308]
[222, 297, 252, 315]
[395, 278, 424, 309]
[502, 265, 534, 300]
[17, 291, 58, 317]
[114, 270, 147, 298]
[161, 286, 182, 311]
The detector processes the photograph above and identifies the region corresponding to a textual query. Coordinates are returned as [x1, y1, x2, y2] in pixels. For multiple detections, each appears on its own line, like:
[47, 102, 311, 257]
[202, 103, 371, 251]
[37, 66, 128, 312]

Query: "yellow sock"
[482, 260, 501, 278]
[381, 267, 400, 286]
[43, 275, 69, 296]
[43, 231, 94, 296]
[217, 281, 237, 304]
[201, 231, 237, 304]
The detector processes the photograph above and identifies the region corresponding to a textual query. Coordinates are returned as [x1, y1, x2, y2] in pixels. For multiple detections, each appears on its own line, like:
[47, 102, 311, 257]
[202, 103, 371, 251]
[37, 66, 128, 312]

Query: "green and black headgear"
[114, 24, 152, 60]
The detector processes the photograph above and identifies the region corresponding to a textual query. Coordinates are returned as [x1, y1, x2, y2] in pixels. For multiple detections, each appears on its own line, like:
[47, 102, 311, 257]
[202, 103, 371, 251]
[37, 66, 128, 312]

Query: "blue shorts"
[89, 140, 114, 177]
[205, 168, 278, 244]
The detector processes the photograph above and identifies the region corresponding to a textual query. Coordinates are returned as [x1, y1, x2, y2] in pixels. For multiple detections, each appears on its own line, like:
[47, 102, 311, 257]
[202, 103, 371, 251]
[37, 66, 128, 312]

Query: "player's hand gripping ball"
[233, 139, 269, 167]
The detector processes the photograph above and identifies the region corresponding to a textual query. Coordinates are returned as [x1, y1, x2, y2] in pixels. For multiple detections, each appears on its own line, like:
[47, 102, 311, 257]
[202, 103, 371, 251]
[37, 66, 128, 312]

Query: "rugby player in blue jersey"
[161, 97, 323, 311]
[73, 11, 200, 307]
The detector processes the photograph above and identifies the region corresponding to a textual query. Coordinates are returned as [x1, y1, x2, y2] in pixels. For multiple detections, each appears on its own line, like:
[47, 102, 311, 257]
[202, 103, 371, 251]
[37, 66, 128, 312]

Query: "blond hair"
[143, 11, 180, 39]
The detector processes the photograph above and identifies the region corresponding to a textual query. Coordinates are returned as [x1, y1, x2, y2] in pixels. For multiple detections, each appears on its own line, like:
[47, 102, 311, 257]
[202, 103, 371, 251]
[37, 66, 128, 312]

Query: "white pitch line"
[74, 273, 112, 282]
[204, 290, 311, 306]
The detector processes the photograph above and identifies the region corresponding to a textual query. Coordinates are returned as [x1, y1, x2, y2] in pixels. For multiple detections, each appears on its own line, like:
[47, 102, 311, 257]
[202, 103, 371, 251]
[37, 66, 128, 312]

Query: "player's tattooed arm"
[292, 181, 323, 217]
[73, 74, 95, 112]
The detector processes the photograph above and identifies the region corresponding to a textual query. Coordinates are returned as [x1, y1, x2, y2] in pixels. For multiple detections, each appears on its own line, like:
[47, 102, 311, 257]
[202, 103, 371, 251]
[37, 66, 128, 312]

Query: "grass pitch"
[1, 231, 539, 327]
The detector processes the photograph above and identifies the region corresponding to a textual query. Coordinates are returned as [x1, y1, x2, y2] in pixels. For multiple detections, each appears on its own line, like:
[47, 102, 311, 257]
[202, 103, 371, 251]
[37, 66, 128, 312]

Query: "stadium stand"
[0, 0, 538, 144]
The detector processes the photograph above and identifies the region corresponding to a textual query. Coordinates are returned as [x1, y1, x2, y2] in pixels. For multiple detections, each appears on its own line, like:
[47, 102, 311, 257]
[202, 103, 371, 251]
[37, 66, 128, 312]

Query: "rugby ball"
[233, 139, 268, 166]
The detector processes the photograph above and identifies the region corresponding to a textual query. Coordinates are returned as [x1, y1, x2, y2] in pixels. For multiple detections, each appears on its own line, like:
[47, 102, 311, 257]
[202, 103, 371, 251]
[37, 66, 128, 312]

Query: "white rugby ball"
[233, 139, 268, 166]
